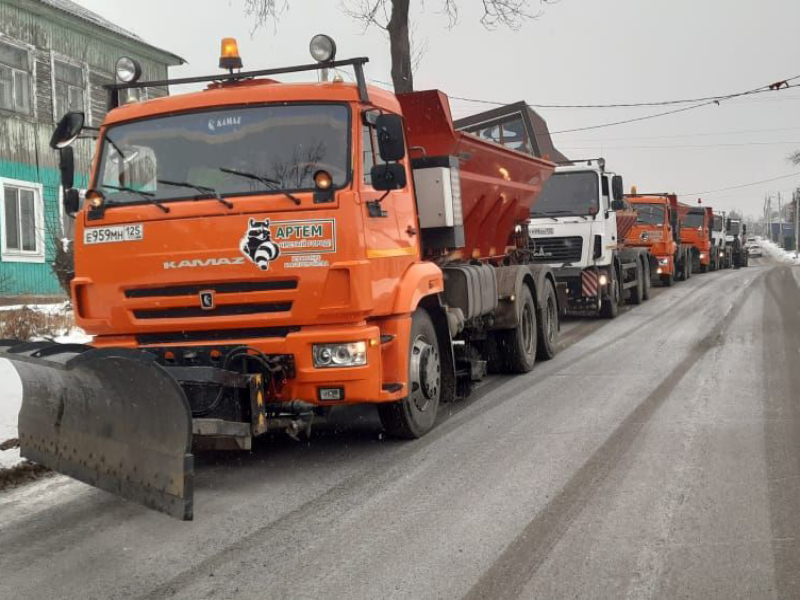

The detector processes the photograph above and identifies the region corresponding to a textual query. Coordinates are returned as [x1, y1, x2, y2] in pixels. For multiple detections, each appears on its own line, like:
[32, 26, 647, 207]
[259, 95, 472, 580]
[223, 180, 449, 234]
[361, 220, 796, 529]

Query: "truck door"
[359, 112, 419, 309]
[601, 175, 618, 258]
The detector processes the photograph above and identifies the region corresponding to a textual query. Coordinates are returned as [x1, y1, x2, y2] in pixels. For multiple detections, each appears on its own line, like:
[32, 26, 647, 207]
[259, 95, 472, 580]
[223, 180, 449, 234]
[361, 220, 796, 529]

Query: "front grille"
[133, 302, 292, 319]
[136, 327, 299, 346]
[528, 236, 583, 263]
[125, 279, 297, 299]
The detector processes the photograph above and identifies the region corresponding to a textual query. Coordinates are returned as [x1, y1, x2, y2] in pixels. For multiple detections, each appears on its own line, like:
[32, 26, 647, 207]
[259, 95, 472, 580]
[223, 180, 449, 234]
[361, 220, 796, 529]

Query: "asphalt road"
[1, 257, 799, 599]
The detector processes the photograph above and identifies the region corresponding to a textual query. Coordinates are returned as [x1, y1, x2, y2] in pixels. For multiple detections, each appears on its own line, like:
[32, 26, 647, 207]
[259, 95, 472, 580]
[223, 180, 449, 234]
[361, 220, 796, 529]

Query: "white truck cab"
[527, 159, 652, 318]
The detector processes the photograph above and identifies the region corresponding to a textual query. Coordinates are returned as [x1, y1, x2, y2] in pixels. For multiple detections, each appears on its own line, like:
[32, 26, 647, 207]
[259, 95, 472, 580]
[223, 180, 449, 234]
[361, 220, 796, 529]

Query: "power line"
[560, 140, 800, 151]
[558, 125, 800, 143]
[447, 78, 800, 109]
[679, 173, 800, 197]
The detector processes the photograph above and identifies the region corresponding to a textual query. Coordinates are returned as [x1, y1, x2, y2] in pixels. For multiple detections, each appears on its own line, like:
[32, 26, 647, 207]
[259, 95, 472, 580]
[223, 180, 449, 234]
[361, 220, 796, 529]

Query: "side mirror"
[375, 114, 406, 162]
[63, 188, 80, 216]
[610, 199, 626, 211]
[59, 147, 75, 189]
[612, 175, 624, 201]
[370, 163, 407, 191]
[50, 112, 85, 149]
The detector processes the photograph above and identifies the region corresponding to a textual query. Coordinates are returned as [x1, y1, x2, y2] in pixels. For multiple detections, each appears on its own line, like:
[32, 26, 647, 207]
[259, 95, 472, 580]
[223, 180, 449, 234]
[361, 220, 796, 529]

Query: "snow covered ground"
[759, 237, 800, 265]
[0, 303, 91, 471]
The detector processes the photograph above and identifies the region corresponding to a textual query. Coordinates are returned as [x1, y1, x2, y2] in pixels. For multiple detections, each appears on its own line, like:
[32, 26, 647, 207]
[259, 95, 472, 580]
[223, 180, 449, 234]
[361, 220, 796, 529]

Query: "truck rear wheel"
[600, 268, 620, 319]
[642, 261, 651, 300]
[378, 309, 441, 439]
[630, 261, 644, 305]
[496, 284, 537, 373]
[536, 279, 558, 361]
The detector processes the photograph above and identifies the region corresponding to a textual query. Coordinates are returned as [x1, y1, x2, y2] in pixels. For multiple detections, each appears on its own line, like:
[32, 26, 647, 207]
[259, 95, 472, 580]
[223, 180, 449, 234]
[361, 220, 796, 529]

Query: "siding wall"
[0, 0, 177, 296]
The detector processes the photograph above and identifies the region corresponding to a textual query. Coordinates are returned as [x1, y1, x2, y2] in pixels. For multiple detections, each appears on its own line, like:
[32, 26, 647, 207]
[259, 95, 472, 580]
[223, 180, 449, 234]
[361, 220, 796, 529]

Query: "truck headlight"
[719, 251, 724, 257]
[313, 342, 367, 368]
[699, 253, 705, 259]
[658, 258, 669, 265]
[598, 274, 608, 286]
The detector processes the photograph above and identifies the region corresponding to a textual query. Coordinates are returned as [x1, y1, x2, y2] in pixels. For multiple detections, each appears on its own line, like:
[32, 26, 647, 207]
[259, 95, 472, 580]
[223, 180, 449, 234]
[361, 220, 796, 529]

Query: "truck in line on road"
[711, 211, 732, 269]
[677, 201, 713, 273]
[726, 217, 749, 268]
[0, 36, 561, 519]
[624, 192, 693, 286]
[523, 160, 652, 318]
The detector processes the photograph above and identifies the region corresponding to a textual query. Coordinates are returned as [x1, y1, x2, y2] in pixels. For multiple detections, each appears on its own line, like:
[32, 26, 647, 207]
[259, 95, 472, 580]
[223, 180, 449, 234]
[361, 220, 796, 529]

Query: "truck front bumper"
[92, 318, 411, 406]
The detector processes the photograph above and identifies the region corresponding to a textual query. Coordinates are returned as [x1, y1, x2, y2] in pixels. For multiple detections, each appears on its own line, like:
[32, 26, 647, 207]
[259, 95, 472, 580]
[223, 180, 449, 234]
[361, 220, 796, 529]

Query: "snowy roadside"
[759, 238, 800, 266]
[0, 303, 91, 474]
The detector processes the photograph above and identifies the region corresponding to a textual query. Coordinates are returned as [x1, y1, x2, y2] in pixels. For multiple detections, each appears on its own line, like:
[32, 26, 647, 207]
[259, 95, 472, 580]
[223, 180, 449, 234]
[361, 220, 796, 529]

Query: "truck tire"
[630, 261, 644, 305]
[536, 279, 558, 361]
[378, 309, 441, 439]
[600, 268, 620, 319]
[496, 284, 537, 373]
[642, 260, 651, 300]
[686, 254, 692, 279]
[661, 271, 674, 287]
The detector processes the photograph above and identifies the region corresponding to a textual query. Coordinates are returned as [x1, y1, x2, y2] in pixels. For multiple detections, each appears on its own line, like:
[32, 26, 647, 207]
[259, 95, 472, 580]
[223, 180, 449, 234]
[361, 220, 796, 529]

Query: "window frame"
[0, 36, 34, 117]
[1, 178, 46, 263]
[51, 52, 88, 124]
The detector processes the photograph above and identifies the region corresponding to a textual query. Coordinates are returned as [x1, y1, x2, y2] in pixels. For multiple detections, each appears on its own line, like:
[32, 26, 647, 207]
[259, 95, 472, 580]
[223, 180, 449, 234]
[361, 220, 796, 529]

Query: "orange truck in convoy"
[624, 192, 693, 286]
[677, 202, 715, 273]
[0, 37, 560, 519]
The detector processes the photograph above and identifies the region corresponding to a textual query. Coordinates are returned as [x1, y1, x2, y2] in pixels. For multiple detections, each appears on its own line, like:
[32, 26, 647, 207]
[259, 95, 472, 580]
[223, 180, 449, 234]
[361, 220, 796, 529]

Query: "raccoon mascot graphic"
[241, 218, 280, 271]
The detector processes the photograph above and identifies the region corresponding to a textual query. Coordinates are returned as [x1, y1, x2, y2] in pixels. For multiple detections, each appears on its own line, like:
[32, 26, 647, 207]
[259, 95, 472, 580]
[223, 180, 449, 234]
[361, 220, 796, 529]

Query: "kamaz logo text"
[163, 257, 246, 270]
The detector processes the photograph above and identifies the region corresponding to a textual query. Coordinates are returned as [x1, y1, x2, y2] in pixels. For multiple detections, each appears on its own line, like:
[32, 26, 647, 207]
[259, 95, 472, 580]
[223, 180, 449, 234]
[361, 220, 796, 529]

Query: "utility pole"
[779, 192, 784, 248]
[795, 188, 799, 257]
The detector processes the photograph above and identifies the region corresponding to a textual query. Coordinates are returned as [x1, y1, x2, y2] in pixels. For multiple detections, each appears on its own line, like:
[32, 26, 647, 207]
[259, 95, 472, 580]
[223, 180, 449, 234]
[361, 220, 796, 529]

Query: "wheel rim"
[409, 335, 440, 413]
[521, 302, 535, 356]
[546, 295, 557, 344]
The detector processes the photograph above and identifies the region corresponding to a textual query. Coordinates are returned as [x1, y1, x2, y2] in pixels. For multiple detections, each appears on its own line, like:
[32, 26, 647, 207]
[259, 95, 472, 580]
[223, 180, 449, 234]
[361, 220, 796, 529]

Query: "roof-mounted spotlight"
[310, 34, 337, 63]
[115, 56, 142, 84]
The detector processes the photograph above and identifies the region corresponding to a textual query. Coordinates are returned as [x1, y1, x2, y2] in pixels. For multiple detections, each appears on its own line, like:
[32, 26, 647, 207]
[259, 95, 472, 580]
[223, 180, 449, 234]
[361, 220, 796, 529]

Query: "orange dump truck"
[0, 37, 559, 519]
[624, 193, 693, 286]
[677, 202, 714, 273]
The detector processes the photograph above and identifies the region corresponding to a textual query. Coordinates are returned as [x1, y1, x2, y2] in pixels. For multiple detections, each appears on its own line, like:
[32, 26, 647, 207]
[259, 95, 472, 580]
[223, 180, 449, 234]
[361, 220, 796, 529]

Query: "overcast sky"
[75, 0, 800, 218]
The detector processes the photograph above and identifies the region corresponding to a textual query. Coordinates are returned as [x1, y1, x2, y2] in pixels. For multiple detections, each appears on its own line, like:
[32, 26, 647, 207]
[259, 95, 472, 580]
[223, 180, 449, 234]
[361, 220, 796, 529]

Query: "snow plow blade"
[3, 344, 194, 520]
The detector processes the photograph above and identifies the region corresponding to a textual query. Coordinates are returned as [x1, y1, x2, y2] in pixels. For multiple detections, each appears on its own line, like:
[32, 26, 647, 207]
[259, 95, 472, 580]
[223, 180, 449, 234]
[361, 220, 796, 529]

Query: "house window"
[1, 179, 44, 263]
[0, 40, 32, 115]
[54, 60, 85, 120]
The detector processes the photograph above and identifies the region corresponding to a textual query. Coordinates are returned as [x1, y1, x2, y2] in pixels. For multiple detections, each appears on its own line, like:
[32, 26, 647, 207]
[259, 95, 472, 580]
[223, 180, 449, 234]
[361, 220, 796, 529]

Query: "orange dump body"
[398, 90, 555, 259]
[677, 202, 712, 266]
[624, 194, 679, 275]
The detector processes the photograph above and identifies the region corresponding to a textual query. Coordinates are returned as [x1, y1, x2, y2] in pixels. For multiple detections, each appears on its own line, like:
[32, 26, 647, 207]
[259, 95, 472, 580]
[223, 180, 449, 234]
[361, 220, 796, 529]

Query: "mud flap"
[3, 346, 194, 520]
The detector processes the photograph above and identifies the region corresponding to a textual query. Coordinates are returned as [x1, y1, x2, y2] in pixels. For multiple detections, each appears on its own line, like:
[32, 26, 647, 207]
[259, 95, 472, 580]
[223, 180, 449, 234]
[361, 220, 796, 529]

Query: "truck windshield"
[635, 203, 665, 226]
[683, 210, 704, 228]
[532, 171, 599, 217]
[728, 221, 741, 235]
[95, 104, 350, 205]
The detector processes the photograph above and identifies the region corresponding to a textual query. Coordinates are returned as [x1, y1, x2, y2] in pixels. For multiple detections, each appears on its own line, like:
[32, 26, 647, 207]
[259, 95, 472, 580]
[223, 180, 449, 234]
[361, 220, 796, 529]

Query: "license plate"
[83, 224, 144, 245]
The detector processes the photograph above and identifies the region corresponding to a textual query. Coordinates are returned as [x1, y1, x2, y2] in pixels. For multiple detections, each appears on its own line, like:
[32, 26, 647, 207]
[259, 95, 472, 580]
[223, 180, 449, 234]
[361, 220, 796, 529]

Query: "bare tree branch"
[243, 0, 289, 32]
[790, 151, 800, 166]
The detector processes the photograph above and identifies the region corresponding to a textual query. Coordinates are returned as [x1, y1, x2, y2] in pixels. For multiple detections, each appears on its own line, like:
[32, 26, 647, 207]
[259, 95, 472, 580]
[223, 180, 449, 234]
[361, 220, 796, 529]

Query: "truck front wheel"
[600, 268, 620, 319]
[379, 309, 441, 439]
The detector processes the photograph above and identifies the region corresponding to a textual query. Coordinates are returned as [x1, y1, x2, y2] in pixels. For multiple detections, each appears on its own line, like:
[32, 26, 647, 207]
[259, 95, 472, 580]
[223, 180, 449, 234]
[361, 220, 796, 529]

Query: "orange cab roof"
[104, 80, 401, 125]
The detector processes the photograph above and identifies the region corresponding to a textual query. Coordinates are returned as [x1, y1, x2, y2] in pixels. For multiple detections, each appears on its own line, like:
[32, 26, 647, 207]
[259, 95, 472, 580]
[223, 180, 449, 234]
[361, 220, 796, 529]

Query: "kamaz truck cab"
[526, 160, 651, 318]
[624, 192, 692, 286]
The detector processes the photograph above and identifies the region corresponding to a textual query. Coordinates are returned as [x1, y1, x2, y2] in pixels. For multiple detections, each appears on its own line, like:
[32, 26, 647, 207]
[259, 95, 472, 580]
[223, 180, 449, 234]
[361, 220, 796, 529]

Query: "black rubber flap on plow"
[6, 347, 194, 520]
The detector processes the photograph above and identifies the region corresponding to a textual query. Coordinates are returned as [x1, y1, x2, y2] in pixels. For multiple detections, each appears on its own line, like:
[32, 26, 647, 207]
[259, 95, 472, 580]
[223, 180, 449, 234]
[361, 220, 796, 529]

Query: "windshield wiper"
[101, 184, 169, 213]
[158, 179, 233, 209]
[219, 167, 301, 205]
[530, 212, 559, 222]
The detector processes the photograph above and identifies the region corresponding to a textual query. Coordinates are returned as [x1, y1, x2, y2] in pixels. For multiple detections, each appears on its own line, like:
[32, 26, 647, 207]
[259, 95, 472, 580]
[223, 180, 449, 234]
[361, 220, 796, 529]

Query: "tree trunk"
[387, 0, 413, 93]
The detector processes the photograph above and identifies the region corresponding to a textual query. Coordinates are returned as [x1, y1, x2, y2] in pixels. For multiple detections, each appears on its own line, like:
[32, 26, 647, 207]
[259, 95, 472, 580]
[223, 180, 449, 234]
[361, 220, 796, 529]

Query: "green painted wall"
[0, 0, 180, 296]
